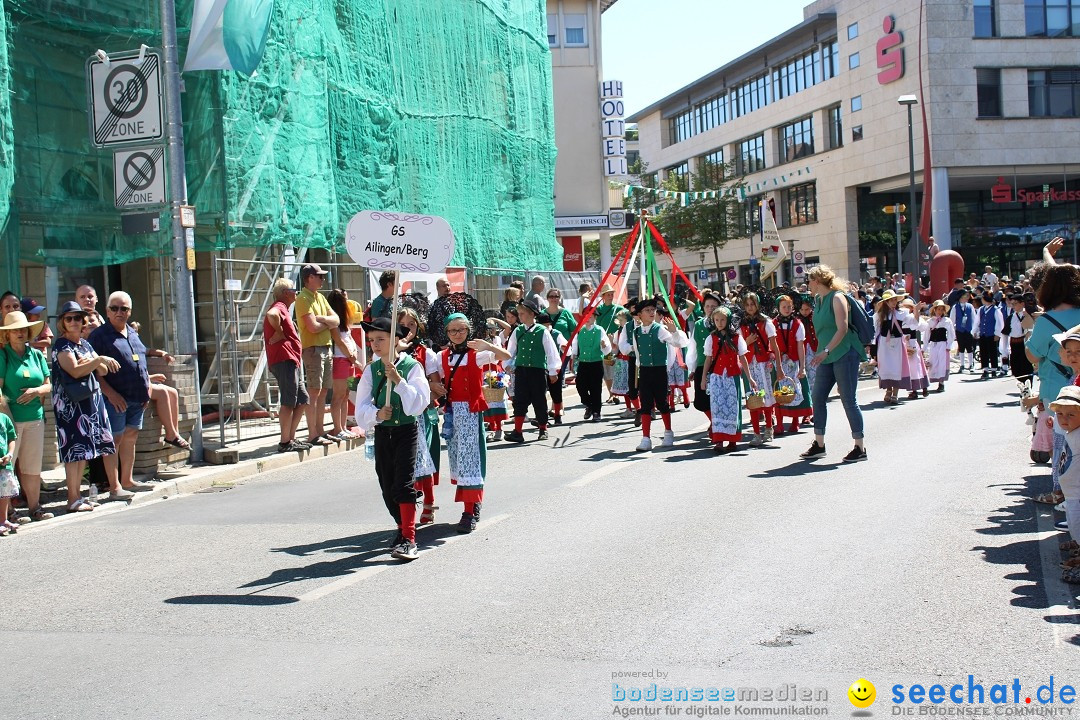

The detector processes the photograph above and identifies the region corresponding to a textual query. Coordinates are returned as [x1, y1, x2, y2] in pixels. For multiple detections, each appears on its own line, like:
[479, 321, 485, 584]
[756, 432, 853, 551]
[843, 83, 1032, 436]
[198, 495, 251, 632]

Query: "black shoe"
[391, 540, 419, 561]
[592, 414, 602, 423]
[457, 511, 477, 534]
[276, 441, 295, 453]
[388, 530, 404, 550]
[842, 446, 867, 463]
[921, 388, 929, 397]
[537, 430, 549, 441]
[552, 415, 562, 426]
[800, 441, 826, 459]
[504, 431, 525, 444]
[584, 409, 593, 420]
[634, 414, 642, 427]
[473, 501, 482, 522]
[1056, 519, 1069, 531]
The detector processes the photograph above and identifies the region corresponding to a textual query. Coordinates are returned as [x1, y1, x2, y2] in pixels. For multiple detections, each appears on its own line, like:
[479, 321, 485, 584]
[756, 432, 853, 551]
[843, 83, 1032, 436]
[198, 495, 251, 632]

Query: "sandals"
[164, 436, 191, 450]
[419, 504, 438, 525]
[30, 507, 54, 522]
[1, 520, 18, 534]
[1034, 490, 1065, 505]
[68, 499, 94, 513]
[1062, 567, 1080, 584]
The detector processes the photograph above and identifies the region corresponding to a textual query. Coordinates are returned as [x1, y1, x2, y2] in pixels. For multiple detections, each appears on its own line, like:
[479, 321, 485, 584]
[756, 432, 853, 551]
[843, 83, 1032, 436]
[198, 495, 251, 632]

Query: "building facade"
[627, 0, 1080, 286]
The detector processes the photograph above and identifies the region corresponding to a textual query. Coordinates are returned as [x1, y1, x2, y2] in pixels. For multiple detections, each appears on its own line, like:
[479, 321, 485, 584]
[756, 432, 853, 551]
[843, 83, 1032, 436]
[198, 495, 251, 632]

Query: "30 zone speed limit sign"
[87, 49, 165, 148]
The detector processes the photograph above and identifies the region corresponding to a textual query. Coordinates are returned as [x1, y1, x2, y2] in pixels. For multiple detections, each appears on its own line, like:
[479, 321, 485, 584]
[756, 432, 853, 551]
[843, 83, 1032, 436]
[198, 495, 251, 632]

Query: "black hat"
[626, 296, 640, 316]
[58, 300, 89, 318]
[361, 317, 409, 339]
[536, 313, 552, 325]
[634, 296, 659, 313]
[701, 291, 722, 306]
[518, 297, 542, 316]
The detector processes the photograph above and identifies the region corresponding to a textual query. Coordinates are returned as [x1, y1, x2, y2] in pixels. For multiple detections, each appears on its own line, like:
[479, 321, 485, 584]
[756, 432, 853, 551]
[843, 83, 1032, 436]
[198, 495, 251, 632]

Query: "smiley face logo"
[848, 678, 876, 708]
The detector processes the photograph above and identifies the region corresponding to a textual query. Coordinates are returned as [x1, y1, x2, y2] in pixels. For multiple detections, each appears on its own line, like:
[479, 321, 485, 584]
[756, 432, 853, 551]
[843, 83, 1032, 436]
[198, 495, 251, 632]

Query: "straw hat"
[1050, 385, 1080, 413]
[880, 289, 907, 303]
[0, 310, 44, 339]
[597, 283, 616, 296]
[930, 299, 948, 314]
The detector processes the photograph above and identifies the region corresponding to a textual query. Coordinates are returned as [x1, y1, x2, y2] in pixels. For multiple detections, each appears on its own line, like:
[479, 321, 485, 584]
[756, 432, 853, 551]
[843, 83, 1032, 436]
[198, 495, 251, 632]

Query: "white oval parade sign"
[344, 210, 456, 273]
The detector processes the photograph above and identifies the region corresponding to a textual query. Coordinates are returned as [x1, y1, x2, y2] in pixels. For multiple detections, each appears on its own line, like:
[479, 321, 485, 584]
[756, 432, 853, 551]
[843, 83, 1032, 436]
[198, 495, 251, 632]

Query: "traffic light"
[883, 204, 907, 214]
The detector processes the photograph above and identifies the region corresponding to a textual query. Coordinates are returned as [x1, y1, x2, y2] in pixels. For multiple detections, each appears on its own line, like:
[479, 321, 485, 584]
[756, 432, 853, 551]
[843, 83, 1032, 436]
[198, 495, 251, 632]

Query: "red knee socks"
[553, 403, 563, 418]
[399, 503, 417, 542]
[624, 396, 633, 411]
[514, 416, 524, 432]
[641, 413, 652, 436]
[661, 413, 672, 431]
[751, 413, 762, 434]
[422, 477, 435, 507]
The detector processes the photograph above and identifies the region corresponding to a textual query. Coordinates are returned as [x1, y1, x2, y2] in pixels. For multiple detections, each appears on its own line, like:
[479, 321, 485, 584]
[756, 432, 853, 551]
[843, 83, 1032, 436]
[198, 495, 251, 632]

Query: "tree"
[651, 159, 749, 285]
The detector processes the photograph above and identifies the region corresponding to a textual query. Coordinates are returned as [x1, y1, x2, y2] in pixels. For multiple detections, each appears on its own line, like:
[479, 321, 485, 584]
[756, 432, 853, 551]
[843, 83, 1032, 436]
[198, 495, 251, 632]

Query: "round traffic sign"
[123, 151, 156, 191]
[103, 64, 148, 119]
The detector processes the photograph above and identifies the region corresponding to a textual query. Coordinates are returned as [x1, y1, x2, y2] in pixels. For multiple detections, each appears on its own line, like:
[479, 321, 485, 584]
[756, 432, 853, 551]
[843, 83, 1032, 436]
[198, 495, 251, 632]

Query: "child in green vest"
[617, 295, 690, 452]
[570, 312, 612, 421]
[354, 317, 431, 561]
[504, 297, 561, 443]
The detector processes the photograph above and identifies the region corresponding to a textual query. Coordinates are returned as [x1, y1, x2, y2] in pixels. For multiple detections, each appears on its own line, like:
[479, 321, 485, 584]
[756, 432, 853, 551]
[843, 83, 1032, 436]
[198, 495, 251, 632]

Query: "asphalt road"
[2, 370, 1077, 719]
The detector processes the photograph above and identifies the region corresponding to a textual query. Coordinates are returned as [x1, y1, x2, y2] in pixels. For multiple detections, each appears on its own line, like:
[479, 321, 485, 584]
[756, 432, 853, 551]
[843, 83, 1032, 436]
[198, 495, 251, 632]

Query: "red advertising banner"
[562, 236, 584, 272]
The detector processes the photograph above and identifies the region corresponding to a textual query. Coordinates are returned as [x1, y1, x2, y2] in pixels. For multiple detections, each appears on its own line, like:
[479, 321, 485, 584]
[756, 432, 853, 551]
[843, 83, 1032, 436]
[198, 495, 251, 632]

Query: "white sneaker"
[636, 436, 653, 452]
[763, 427, 774, 443]
[1055, 502, 1067, 512]
[661, 430, 674, 447]
[749, 434, 764, 447]
[620, 409, 636, 418]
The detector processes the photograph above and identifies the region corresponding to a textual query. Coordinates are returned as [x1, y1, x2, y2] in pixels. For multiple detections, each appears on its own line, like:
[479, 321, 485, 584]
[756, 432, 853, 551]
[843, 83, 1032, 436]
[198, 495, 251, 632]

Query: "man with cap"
[354, 317, 430, 561]
[592, 283, 625, 401]
[20, 297, 53, 352]
[504, 297, 560, 443]
[295, 263, 338, 446]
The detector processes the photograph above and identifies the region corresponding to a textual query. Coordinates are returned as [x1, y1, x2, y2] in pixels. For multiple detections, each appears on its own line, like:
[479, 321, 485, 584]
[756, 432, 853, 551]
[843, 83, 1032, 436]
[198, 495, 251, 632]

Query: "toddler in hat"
[1050, 385, 1080, 583]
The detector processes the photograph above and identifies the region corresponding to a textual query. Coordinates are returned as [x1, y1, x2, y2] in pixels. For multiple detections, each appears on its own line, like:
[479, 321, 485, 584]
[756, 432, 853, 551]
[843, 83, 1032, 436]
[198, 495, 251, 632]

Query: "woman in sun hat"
[873, 289, 912, 405]
[0, 310, 54, 522]
[925, 300, 955, 393]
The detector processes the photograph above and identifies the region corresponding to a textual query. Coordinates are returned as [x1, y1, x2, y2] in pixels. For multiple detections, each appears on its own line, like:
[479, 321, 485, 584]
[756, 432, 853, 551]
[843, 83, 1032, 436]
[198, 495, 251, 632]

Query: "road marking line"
[567, 420, 712, 488]
[298, 513, 513, 602]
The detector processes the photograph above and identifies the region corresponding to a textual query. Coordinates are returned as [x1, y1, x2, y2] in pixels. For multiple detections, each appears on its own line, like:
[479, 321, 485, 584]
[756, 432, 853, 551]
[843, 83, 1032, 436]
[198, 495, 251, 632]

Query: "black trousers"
[1010, 338, 1034, 380]
[627, 355, 638, 400]
[978, 336, 999, 369]
[513, 366, 549, 421]
[692, 366, 710, 412]
[547, 360, 567, 406]
[576, 361, 604, 414]
[956, 331, 976, 353]
[374, 423, 419, 523]
[637, 365, 670, 416]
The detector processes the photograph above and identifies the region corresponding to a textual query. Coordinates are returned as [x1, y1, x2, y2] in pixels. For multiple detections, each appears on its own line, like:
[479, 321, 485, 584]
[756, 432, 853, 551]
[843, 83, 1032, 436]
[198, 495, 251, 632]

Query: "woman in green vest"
[801, 265, 867, 463]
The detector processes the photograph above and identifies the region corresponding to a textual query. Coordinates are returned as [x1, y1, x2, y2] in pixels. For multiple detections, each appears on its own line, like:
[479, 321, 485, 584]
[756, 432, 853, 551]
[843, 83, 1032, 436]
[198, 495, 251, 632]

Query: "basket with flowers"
[773, 377, 797, 405]
[481, 370, 507, 403]
[745, 388, 767, 410]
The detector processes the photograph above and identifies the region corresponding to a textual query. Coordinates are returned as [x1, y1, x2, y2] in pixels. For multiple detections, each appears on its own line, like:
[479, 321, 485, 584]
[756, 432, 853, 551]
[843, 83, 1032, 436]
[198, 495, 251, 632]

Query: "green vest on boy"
[369, 355, 420, 426]
[577, 325, 604, 363]
[635, 324, 666, 367]
[515, 324, 548, 369]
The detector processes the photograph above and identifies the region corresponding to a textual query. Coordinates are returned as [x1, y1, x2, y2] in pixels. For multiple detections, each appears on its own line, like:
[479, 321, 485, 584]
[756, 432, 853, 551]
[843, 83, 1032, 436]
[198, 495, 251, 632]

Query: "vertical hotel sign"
[601, 80, 627, 176]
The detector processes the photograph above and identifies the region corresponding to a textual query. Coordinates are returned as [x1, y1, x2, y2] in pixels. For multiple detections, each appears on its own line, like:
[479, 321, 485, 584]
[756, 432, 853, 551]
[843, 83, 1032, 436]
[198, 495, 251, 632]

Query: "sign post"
[345, 211, 456, 405]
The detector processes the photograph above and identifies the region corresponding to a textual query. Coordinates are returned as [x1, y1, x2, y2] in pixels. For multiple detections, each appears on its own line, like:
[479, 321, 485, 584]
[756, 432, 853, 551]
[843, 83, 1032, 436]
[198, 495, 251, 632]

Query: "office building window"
[667, 162, 689, 178]
[564, 13, 587, 46]
[851, 95, 863, 112]
[668, 109, 695, 145]
[1029, 68, 1080, 116]
[849, 52, 861, 70]
[781, 183, 818, 227]
[700, 149, 725, 184]
[547, 14, 558, 47]
[779, 116, 814, 162]
[736, 134, 766, 175]
[974, 0, 997, 37]
[828, 105, 843, 149]
[821, 41, 839, 80]
[848, 22, 859, 40]
[737, 200, 763, 238]
[732, 73, 770, 118]
[1026, 0, 1080, 36]
[977, 68, 1003, 117]
[695, 94, 727, 133]
[852, 125, 864, 141]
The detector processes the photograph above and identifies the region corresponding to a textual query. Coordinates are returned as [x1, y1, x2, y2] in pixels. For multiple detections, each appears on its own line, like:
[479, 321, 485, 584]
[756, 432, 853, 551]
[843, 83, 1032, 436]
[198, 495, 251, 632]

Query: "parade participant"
[610, 308, 635, 413]
[504, 298, 560, 443]
[569, 310, 611, 421]
[801, 265, 867, 462]
[950, 291, 976, 372]
[974, 290, 1004, 378]
[354, 317, 430, 562]
[689, 292, 722, 420]
[798, 296, 819, 422]
[701, 306, 754, 454]
[436, 314, 510, 533]
[499, 304, 519, 417]
[537, 310, 569, 425]
[397, 307, 441, 525]
[666, 339, 691, 411]
[773, 294, 811, 433]
[926, 300, 956, 393]
[739, 293, 784, 446]
[900, 298, 930, 399]
[1005, 294, 1035, 380]
[482, 318, 510, 441]
[874, 290, 911, 405]
[592, 284, 625, 403]
[618, 296, 689, 452]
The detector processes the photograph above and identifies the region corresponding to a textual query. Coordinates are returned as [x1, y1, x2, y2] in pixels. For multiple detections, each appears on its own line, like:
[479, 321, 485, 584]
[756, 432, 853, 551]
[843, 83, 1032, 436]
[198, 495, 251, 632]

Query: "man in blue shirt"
[89, 291, 153, 499]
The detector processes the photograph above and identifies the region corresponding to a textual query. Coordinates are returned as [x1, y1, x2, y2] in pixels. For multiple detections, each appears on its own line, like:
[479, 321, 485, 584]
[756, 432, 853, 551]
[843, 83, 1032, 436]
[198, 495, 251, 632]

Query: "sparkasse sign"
[991, 177, 1080, 205]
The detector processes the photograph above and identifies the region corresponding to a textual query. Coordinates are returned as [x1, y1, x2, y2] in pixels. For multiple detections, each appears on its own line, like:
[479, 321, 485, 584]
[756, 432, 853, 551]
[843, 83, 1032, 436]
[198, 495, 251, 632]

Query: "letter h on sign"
[877, 15, 904, 85]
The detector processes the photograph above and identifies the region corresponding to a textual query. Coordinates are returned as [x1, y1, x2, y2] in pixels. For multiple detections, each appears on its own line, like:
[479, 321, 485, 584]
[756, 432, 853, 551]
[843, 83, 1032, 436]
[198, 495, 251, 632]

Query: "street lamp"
[898, 94, 919, 282]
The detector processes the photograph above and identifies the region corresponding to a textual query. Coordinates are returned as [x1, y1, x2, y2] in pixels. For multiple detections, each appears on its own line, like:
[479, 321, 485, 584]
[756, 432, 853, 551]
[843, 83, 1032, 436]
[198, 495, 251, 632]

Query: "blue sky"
[602, 0, 814, 117]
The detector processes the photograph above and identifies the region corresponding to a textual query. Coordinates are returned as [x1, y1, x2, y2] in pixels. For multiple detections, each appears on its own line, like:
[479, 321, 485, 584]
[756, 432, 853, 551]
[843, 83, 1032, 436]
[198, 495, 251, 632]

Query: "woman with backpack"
[800, 265, 867, 463]
[1026, 263, 1080, 506]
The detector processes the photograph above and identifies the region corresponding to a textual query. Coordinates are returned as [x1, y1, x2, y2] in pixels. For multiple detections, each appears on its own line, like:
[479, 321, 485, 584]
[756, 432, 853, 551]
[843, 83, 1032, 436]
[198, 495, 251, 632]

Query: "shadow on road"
[747, 458, 837, 478]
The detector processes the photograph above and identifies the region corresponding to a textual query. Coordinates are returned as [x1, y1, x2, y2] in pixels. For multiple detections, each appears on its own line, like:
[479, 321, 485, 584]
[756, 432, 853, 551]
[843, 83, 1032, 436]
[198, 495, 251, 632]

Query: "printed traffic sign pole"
[345, 210, 456, 404]
[114, 147, 166, 208]
[87, 49, 165, 148]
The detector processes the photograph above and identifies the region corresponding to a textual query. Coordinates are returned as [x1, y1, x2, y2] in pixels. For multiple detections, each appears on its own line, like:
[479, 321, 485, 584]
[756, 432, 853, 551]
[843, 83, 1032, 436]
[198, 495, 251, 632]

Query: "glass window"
[849, 52, 861, 70]
[779, 116, 814, 162]
[974, 0, 997, 37]
[781, 183, 817, 227]
[852, 125, 864, 141]
[736, 134, 766, 175]
[977, 68, 1002, 117]
[851, 95, 862, 112]
[822, 41, 839, 80]
[700, 149, 724, 185]
[828, 105, 843, 149]
[848, 22, 859, 40]
[694, 94, 726, 133]
[564, 13, 587, 46]
[1026, 0, 1080, 36]
[1029, 68, 1080, 116]
[667, 162, 689, 185]
[547, 14, 558, 47]
[668, 109, 695, 145]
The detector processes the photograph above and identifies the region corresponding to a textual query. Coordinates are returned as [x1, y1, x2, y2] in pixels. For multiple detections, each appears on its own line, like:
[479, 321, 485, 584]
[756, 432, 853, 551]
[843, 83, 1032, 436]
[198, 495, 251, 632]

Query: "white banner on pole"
[345, 211, 455, 273]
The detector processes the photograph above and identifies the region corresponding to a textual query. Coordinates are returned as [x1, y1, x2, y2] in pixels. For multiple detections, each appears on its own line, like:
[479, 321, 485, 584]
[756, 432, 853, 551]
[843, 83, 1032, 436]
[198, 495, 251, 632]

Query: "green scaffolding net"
[0, 0, 560, 277]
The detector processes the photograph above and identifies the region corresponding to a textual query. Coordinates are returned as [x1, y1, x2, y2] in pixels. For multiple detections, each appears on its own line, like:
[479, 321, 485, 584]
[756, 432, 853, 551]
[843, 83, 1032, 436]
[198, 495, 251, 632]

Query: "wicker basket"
[773, 378, 796, 406]
[482, 386, 506, 403]
[746, 393, 766, 411]
[603, 356, 616, 366]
